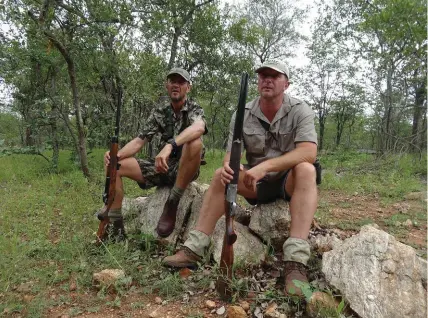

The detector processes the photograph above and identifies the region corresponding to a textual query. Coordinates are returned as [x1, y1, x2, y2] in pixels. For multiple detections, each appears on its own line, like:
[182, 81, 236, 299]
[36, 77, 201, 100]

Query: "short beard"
[170, 95, 184, 102]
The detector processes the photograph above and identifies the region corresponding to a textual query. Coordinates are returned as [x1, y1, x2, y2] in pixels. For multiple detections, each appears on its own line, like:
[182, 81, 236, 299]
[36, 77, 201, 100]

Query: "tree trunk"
[168, 26, 182, 69]
[67, 59, 90, 178]
[318, 111, 325, 151]
[50, 70, 59, 172]
[411, 75, 426, 152]
[45, 33, 90, 178]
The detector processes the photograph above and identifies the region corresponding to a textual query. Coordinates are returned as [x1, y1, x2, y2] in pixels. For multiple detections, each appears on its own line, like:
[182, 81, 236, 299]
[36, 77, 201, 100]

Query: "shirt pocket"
[278, 127, 295, 152]
[243, 127, 266, 155]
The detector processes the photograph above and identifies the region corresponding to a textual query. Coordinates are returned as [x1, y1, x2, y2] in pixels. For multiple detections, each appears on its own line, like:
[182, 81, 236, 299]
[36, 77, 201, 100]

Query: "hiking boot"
[284, 261, 309, 297]
[156, 199, 179, 238]
[162, 247, 202, 268]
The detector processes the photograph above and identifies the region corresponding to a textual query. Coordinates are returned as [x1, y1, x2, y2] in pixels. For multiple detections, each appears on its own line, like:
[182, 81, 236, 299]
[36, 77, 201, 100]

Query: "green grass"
[319, 151, 426, 199]
[0, 148, 425, 317]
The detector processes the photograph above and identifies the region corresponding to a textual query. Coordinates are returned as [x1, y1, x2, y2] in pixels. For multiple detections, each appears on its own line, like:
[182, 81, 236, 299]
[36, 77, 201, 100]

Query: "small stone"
[179, 268, 192, 279]
[254, 307, 263, 318]
[23, 294, 34, 303]
[209, 281, 216, 290]
[264, 302, 279, 317]
[154, 297, 162, 304]
[216, 306, 226, 315]
[92, 269, 125, 289]
[16, 282, 33, 293]
[227, 305, 247, 318]
[403, 219, 413, 228]
[239, 300, 250, 311]
[206, 300, 216, 309]
[69, 280, 76, 291]
[306, 291, 339, 316]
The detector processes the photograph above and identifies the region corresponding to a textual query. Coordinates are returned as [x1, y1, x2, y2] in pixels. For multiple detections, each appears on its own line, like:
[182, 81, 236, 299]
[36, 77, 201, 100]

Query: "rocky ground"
[4, 190, 426, 318]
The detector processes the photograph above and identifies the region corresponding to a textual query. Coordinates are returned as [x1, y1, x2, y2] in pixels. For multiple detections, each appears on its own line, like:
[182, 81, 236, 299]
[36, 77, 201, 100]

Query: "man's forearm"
[259, 143, 317, 173]
[174, 120, 205, 146]
[118, 137, 146, 159]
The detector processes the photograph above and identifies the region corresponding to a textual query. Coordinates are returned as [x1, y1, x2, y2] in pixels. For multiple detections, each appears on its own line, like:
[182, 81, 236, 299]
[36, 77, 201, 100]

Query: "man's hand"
[220, 161, 244, 186]
[243, 165, 267, 192]
[104, 151, 121, 167]
[155, 144, 173, 173]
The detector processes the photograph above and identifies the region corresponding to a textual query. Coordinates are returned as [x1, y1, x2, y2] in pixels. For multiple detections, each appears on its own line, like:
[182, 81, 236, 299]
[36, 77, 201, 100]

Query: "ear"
[186, 82, 191, 93]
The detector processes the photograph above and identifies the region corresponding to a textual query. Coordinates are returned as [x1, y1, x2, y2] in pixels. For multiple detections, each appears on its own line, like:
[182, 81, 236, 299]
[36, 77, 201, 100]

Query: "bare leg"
[175, 138, 203, 189]
[109, 157, 145, 210]
[284, 162, 317, 239]
[195, 168, 257, 235]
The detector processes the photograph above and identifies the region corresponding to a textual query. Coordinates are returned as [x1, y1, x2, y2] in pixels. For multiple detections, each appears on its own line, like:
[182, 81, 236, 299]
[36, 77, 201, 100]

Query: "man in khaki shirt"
[163, 61, 318, 297]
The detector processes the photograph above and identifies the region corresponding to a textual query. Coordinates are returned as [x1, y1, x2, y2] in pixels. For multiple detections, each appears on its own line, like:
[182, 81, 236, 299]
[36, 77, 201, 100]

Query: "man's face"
[166, 74, 190, 102]
[257, 68, 289, 100]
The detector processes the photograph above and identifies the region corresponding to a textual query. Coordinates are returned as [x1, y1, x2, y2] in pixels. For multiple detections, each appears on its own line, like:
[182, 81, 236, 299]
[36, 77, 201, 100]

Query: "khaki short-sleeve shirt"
[226, 94, 317, 181]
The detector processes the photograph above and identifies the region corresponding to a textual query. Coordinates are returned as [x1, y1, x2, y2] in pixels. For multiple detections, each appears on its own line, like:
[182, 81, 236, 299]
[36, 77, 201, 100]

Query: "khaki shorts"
[244, 169, 291, 205]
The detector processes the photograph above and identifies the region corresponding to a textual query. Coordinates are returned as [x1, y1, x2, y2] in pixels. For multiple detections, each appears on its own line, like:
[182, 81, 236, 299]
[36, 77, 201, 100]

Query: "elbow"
[194, 122, 206, 137]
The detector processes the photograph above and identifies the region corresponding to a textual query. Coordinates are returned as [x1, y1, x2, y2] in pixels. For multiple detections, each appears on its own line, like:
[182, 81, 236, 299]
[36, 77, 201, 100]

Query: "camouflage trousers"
[136, 157, 199, 190]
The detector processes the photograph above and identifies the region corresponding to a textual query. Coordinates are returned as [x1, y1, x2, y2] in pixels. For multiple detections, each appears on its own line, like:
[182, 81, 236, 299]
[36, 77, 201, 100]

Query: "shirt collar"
[250, 94, 293, 124]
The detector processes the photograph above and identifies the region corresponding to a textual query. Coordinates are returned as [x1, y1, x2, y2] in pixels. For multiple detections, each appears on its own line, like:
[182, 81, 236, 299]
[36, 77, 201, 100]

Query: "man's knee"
[292, 162, 316, 182]
[182, 138, 203, 159]
[212, 168, 223, 185]
[117, 157, 143, 181]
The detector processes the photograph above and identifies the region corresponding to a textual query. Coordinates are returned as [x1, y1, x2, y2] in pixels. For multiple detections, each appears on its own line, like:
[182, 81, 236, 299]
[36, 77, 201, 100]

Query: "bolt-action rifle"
[216, 72, 249, 299]
[96, 80, 122, 244]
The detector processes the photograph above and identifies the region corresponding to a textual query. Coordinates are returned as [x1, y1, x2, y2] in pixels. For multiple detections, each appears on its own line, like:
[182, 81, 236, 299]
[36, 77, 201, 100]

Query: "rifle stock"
[216, 72, 249, 300]
[96, 140, 119, 243]
[95, 77, 122, 244]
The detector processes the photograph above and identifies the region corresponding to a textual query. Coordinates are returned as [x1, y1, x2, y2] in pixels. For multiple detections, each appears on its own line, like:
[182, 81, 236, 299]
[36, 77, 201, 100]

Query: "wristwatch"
[169, 139, 179, 152]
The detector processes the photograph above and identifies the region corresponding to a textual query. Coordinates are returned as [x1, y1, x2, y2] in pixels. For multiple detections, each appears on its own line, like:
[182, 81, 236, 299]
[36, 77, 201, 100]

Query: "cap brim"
[167, 72, 190, 82]
[255, 66, 286, 75]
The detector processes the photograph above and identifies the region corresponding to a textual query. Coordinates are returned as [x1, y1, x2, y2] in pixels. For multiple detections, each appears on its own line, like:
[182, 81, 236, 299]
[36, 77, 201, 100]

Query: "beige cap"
[166, 67, 191, 82]
[255, 60, 290, 79]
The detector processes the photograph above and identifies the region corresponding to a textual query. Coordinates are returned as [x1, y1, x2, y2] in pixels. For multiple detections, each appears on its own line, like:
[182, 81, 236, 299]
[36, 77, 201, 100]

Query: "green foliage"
[319, 151, 426, 198]
[0, 112, 21, 146]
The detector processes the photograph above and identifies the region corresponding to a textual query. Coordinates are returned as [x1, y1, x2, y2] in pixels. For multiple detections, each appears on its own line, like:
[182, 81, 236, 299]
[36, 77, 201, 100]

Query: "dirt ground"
[5, 191, 427, 318]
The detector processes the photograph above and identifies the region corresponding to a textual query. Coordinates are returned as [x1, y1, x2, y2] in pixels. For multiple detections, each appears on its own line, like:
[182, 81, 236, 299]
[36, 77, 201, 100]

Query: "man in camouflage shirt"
[102, 67, 207, 239]
[163, 61, 319, 298]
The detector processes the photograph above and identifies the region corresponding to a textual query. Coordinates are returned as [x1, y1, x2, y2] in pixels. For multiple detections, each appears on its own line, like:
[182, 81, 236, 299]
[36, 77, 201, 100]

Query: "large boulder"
[123, 182, 201, 243]
[322, 225, 427, 318]
[248, 200, 291, 251]
[211, 216, 265, 265]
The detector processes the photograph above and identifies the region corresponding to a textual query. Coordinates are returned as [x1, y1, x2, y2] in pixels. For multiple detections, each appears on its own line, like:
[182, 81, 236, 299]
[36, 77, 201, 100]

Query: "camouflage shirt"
[138, 99, 208, 157]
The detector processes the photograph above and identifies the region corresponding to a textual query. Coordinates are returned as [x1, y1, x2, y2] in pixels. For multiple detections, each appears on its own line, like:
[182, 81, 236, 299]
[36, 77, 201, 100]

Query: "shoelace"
[284, 262, 307, 276]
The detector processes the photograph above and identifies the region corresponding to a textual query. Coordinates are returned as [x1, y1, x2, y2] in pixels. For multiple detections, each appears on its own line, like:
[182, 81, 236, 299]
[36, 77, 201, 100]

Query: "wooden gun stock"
[216, 200, 238, 299]
[95, 75, 122, 244]
[96, 141, 119, 244]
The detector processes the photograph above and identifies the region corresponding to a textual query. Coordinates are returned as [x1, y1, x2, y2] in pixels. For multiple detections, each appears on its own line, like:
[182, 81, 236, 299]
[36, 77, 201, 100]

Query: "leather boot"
[156, 199, 179, 237]
[284, 261, 309, 297]
[162, 247, 202, 268]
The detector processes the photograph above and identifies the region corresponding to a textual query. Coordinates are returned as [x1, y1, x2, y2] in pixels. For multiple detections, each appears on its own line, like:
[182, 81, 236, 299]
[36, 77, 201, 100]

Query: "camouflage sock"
[169, 186, 185, 203]
[108, 208, 122, 222]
